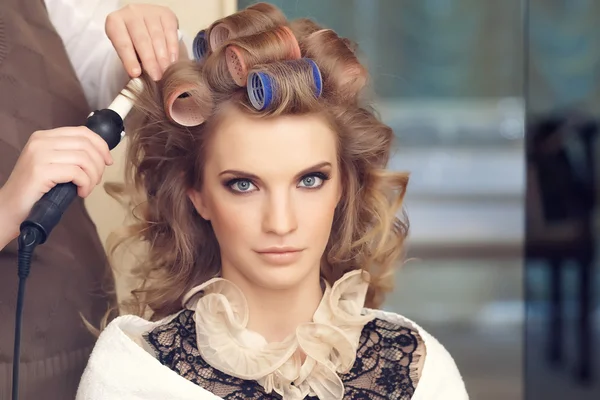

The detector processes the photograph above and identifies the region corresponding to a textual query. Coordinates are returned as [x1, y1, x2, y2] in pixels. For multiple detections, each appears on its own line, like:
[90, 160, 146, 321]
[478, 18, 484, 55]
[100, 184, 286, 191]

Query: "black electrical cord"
[12, 226, 42, 400]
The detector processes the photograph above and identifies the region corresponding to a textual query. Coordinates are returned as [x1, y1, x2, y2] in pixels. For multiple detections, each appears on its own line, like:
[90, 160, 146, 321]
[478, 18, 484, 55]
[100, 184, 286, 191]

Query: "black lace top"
[144, 310, 425, 399]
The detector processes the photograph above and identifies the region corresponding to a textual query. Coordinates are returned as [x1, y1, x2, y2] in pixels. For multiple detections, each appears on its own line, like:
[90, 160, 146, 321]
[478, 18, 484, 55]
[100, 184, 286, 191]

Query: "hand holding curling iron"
[0, 127, 113, 250]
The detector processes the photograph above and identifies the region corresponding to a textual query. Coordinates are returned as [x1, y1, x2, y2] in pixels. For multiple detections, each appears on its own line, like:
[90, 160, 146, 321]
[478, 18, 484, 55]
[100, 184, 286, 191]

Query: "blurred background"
[525, 1, 600, 399]
[85, 0, 600, 399]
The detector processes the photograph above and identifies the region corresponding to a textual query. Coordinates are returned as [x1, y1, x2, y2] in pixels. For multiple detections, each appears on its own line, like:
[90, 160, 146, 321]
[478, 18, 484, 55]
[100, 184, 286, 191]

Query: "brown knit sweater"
[0, 0, 115, 398]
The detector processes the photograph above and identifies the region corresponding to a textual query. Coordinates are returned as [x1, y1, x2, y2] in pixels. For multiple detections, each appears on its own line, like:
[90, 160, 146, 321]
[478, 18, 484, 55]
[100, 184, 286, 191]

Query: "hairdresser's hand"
[106, 3, 180, 81]
[0, 127, 113, 247]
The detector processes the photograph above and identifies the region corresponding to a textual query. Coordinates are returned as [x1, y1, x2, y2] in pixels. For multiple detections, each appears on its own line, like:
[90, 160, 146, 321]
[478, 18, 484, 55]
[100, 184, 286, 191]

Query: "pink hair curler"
[278, 26, 301, 59]
[165, 86, 206, 127]
[225, 46, 248, 86]
[209, 23, 232, 51]
[224, 26, 302, 88]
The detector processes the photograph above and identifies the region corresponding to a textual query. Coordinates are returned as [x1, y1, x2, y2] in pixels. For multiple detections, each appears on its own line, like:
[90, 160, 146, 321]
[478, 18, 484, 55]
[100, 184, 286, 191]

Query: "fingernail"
[171, 53, 177, 63]
[132, 67, 141, 76]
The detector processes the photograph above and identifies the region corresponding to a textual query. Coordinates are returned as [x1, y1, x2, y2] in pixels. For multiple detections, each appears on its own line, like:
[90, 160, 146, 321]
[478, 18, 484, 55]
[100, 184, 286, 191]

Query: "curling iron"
[11, 77, 142, 400]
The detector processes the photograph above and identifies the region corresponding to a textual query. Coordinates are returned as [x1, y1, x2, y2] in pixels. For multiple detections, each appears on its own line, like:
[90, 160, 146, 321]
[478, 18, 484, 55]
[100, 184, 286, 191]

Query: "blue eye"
[298, 174, 327, 188]
[230, 179, 256, 192]
[225, 172, 330, 194]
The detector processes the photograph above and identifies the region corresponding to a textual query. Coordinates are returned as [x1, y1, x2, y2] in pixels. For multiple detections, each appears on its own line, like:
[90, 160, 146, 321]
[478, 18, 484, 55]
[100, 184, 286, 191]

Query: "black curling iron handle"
[19, 109, 124, 244]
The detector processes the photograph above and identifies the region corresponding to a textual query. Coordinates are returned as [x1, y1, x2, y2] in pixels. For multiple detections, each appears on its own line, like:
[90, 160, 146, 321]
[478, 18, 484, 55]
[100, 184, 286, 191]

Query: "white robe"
[76, 309, 468, 400]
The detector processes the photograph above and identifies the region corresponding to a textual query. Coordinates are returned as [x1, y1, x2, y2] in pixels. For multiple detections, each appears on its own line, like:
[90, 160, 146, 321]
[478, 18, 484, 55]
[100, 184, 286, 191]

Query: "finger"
[127, 18, 162, 80]
[48, 150, 103, 187]
[36, 137, 108, 177]
[145, 17, 170, 71]
[106, 16, 142, 77]
[43, 127, 113, 165]
[42, 138, 106, 181]
[161, 14, 180, 63]
[79, 128, 114, 166]
[43, 164, 93, 198]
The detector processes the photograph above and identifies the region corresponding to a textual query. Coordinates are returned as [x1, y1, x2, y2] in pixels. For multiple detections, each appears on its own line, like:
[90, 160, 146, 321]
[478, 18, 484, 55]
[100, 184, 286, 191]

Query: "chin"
[248, 255, 317, 291]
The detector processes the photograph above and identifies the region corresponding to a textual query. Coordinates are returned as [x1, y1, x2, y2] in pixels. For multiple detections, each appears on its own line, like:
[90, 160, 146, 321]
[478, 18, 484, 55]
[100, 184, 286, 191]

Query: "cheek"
[206, 194, 259, 247]
[298, 183, 340, 238]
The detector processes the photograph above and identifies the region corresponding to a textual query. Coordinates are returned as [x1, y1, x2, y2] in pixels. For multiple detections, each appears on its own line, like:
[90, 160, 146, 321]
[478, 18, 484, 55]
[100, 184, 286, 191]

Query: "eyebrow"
[218, 161, 332, 181]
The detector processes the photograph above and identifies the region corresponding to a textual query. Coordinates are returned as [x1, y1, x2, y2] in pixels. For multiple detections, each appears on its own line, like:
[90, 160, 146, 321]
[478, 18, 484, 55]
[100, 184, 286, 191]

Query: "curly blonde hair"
[107, 2, 409, 321]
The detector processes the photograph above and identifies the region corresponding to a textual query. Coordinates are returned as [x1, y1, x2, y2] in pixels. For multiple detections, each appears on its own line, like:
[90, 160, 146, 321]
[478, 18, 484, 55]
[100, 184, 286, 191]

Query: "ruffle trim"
[181, 270, 374, 400]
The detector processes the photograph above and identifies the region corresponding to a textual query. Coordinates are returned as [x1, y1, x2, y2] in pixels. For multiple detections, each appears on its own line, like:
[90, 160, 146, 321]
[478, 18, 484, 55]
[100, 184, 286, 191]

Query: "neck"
[221, 267, 323, 343]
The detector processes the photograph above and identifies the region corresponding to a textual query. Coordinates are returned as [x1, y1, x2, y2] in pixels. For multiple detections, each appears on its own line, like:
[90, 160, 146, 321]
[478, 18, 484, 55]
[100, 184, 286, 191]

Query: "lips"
[256, 247, 302, 254]
[254, 247, 304, 266]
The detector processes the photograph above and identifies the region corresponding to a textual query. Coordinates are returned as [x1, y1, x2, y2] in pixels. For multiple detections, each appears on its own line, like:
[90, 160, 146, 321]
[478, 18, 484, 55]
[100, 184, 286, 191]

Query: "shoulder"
[363, 309, 469, 400]
[77, 313, 219, 400]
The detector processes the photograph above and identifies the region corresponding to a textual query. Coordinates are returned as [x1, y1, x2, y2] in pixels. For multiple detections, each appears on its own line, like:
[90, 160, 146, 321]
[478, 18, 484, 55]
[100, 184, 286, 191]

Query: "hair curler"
[208, 23, 232, 51]
[247, 58, 323, 111]
[225, 26, 301, 87]
[164, 83, 207, 127]
[192, 30, 208, 61]
[11, 77, 143, 400]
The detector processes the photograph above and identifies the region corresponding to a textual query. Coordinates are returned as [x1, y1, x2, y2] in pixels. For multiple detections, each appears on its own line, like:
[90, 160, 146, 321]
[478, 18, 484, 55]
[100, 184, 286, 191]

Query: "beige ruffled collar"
[181, 270, 374, 400]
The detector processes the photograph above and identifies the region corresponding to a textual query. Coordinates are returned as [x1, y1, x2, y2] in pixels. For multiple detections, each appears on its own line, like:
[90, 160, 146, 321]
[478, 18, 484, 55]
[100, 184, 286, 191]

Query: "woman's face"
[188, 107, 341, 291]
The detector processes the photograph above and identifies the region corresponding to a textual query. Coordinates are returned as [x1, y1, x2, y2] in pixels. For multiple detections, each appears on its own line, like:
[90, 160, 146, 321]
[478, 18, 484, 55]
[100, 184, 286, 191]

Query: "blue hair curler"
[192, 30, 208, 61]
[246, 58, 323, 111]
[306, 58, 323, 97]
[247, 71, 273, 111]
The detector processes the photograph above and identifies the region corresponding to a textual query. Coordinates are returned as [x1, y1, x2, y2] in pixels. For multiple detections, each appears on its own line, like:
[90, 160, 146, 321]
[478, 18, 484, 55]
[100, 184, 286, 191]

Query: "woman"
[77, 3, 468, 399]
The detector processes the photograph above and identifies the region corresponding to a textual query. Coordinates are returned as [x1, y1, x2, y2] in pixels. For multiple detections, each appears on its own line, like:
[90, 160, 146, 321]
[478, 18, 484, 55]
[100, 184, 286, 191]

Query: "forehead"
[206, 109, 338, 173]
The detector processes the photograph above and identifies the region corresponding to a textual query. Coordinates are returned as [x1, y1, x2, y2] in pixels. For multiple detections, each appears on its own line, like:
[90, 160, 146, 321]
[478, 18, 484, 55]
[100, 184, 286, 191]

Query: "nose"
[262, 189, 298, 236]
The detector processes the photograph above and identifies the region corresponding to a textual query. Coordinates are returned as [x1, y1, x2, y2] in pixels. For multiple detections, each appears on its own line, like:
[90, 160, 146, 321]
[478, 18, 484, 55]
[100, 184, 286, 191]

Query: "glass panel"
[526, 0, 600, 397]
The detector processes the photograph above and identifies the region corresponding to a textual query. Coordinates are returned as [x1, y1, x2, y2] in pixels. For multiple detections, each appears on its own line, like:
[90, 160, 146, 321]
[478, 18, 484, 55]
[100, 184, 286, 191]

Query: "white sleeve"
[45, 0, 130, 110]
[414, 332, 469, 400]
